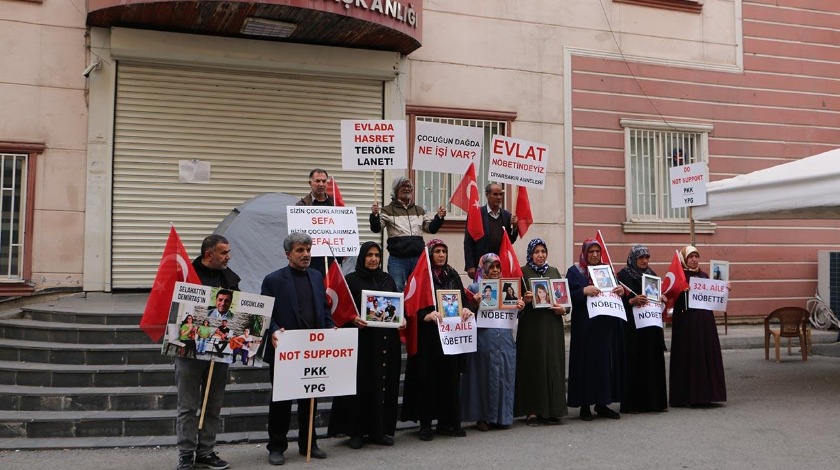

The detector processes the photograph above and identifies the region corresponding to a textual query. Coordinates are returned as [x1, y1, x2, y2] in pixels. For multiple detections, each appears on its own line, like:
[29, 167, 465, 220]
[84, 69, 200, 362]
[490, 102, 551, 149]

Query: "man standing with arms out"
[262, 232, 334, 465]
[463, 183, 519, 280]
[296, 168, 337, 277]
[177, 234, 241, 470]
[207, 289, 234, 319]
[370, 176, 446, 290]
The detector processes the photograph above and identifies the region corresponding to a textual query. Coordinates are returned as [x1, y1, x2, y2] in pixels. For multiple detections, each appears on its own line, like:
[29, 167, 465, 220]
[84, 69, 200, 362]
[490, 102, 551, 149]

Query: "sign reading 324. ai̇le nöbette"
[488, 135, 549, 189]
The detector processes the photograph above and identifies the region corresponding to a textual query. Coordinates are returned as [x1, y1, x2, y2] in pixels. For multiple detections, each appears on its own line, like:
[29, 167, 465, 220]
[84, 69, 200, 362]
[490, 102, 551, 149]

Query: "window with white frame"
[621, 120, 712, 225]
[0, 153, 28, 280]
[412, 116, 508, 217]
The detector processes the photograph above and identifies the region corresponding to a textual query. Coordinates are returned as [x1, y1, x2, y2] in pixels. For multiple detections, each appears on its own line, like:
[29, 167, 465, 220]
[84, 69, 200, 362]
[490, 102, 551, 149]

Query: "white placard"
[340, 120, 408, 170]
[669, 162, 708, 208]
[586, 291, 627, 320]
[475, 310, 517, 330]
[272, 328, 359, 401]
[631, 302, 665, 329]
[438, 316, 477, 355]
[687, 277, 729, 311]
[178, 159, 211, 183]
[171, 282, 213, 307]
[411, 120, 483, 174]
[488, 135, 549, 189]
[286, 206, 360, 257]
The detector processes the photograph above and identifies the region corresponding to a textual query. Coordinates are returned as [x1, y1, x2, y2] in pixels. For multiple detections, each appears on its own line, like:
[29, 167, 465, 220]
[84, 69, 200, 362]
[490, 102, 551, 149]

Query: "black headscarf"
[353, 241, 392, 291]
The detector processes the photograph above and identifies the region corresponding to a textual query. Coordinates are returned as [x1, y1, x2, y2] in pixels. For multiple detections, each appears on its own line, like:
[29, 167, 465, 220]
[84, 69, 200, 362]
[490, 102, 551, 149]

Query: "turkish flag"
[515, 186, 533, 236]
[327, 177, 345, 207]
[595, 230, 615, 272]
[499, 230, 523, 279]
[449, 162, 484, 241]
[140, 226, 201, 342]
[400, 250, 436, 356]
[662, 250, 688, 302]
[324, 260, 359, 327]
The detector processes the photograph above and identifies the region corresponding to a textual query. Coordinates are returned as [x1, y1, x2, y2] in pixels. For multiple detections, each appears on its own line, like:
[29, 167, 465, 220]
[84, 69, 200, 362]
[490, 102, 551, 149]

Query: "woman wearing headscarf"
[401, 239, 473, 441]
[328, 241, 401, 449]
[669, 245, 727, 407]
[514, 239, 568, 426]
[566, 238, 626, 421]
[616, 245, 667, 413]
[461, 253, 524, 431]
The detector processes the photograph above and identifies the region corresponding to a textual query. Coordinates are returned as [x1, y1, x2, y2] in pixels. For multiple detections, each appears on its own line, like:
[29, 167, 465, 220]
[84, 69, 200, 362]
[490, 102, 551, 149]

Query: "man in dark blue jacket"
[463, 183, 519, 279]
[261, 232, 334, 465]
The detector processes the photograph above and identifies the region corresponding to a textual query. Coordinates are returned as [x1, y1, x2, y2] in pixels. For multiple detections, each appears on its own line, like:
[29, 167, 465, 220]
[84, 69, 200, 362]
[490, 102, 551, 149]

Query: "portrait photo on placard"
[500, 279, 521, 309]
[642, 274, 662, 300]
[588, 265, 617, 290]
[530, 278, 552, 308]
[360, 290, 404, 328]
[550, 278, 571, 307]
[710, 260, 730, 281]
[479, 279, 500, 310]
[437, 290, 462, 317]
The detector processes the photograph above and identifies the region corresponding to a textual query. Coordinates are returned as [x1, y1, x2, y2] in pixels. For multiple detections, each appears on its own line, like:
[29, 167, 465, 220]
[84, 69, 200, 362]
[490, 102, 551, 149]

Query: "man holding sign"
[296, 168, 340, 277]
[261, 232, 334, 465]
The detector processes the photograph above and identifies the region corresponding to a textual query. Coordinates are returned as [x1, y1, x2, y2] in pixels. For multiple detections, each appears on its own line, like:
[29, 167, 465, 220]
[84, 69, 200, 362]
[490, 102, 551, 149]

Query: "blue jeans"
[388, 255, 419, 291]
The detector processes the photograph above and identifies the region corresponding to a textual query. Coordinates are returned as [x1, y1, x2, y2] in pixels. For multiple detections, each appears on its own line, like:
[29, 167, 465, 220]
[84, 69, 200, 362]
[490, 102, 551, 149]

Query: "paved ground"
[2, 345, 839, 470]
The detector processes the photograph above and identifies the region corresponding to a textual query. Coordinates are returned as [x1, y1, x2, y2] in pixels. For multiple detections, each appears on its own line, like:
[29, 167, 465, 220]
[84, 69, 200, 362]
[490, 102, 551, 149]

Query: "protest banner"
[669, 162, 708, 208]
[586, 291, 627, 320]
[631, 302, 665, 329]
[475, 310, 517, 330]
[162, 282, 273, 366]
[438, 316, 477, 355]
[272, 328, 359, 402]
[488, 135, 548, 189]
[411, 120, 483, 174]
[687, 277, 729, 311]
[287, 206, 360, 257]
[340, 119, 408, 170]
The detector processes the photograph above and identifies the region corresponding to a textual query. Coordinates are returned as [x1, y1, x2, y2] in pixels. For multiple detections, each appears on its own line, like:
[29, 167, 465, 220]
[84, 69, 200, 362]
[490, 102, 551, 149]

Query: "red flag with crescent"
[400, 250, 436, 356]
[450, 162, 484, 241]
[324, 260, 359, 327]
[661, 250, 688, 302]
[515, 186, 533, 236]
[140, 226, 201, 342]
[327, 177, 346, 207]
[499, 230, 523, 278]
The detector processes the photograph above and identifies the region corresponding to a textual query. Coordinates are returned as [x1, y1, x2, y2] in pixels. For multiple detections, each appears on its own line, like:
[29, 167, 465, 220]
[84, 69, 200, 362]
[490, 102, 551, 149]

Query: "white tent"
[693, 147, 840, 220]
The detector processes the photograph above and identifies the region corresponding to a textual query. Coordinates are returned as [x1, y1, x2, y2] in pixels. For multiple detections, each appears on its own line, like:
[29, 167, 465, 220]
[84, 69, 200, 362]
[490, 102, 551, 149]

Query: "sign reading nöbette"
[287, 206, 360, 257]
[411, 121, 484, 174]
[488, 135, 548, 189]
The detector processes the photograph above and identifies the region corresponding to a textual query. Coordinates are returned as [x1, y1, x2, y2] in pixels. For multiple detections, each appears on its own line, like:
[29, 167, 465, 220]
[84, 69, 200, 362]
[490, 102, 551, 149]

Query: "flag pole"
[198, 361, 215, 429]
[374, 171, 379, 206]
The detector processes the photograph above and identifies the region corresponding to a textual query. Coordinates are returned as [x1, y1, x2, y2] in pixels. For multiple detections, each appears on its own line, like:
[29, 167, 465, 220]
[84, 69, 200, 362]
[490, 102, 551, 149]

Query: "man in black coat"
[463, 183, 519, 279]
[261, 232, 334, 465]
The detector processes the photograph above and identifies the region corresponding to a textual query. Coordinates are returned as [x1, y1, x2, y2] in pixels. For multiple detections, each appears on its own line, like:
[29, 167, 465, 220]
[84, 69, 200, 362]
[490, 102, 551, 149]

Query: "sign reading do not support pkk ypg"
[272, 328, 359, 402]
[488, 135, 549, 189]
[340, 119, 408, 170]
[669, 162, 708, 208]
[411, 120, 484, 174]
[287, 206, 360, 258]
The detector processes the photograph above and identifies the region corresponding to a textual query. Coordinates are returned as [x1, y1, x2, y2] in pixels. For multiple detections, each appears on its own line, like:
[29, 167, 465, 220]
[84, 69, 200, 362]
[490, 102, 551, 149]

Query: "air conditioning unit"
[817, 250, 840, 315]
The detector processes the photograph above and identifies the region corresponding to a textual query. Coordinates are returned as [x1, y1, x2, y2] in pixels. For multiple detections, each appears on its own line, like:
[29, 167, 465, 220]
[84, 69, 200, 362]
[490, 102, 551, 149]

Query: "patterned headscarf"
[476, 253, 502, 282]
[426, 238, 452, 285]
[680, 245, 700, 272]
[624, 244, 653, 281]
[526, 238, 550, 276]
[576, 238, 602, 276]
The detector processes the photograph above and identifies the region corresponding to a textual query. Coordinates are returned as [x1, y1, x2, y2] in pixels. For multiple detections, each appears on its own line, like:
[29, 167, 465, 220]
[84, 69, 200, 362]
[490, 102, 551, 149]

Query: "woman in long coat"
[566, 238, 625, 421]
[616, 245, 667, 413]
[669, 245, 727, 407]
[514, 239, 568, 425]
[401, 239, 473, 441]
[461, 253, 524, 430]
[328, 241, 401, 449]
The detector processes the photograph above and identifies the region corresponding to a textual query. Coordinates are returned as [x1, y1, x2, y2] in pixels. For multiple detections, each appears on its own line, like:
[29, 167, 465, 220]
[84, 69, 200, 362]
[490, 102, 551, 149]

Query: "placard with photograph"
[360, 290, 404, 328]
[710, 260, 730, 281]
[478, 279, 501, 311]
[642, 274, 662, 301]
[499, 278, 521, 309]
[530, 278, 552, 308]
[588, 265, 617, 290]
[437, 290, 463, 318]
[550, 278, 571, 307]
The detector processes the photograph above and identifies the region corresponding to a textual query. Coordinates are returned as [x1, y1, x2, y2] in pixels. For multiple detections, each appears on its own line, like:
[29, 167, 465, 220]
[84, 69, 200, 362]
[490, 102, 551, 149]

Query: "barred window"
[0, 153, 28, 280]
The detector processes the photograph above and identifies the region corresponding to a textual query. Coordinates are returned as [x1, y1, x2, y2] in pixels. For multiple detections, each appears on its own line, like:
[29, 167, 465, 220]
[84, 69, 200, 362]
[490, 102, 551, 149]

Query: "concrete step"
[0, 318, 158, 344]
[22, 307, 142, 326]
[0, 339, 167, 365]
[0, 382, 272, 412]
[0, 360, 269, 387]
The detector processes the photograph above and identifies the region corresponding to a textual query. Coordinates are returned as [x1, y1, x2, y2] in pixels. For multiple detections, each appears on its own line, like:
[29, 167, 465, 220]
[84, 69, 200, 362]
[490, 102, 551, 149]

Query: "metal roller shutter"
[113, 62, 383, 288]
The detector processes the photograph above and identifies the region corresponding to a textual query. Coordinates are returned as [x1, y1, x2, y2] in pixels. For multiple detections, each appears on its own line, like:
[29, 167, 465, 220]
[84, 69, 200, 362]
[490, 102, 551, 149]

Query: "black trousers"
[267, 366, 318, 453]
